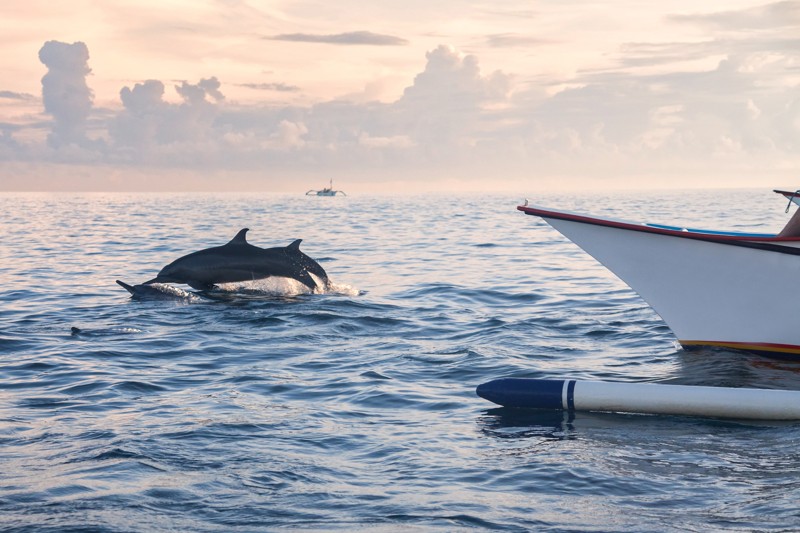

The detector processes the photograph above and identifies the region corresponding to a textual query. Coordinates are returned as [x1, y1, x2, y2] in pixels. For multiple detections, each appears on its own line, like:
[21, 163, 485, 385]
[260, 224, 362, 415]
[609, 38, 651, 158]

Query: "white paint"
[541, 212, 800, 349]
[572, 380, 800, 420]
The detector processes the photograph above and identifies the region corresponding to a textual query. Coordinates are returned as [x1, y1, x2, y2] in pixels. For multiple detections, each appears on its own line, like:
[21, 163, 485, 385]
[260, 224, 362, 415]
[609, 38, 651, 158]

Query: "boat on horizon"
[518, 192, 800, 359]
[306, 179, 347, 197]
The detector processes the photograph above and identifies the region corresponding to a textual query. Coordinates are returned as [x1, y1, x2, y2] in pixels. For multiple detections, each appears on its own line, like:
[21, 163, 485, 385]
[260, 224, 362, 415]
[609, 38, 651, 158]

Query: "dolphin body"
[143, 229, 329, 291]
[116, 280, 197, 300]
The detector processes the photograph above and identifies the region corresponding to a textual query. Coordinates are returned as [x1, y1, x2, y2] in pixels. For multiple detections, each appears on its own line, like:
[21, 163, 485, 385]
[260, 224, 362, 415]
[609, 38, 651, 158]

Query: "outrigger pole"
[477, 378, 800, 420]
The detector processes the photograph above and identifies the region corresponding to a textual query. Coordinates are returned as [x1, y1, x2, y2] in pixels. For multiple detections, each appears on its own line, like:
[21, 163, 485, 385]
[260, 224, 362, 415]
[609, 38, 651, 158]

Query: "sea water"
[1, 189, 800, 531]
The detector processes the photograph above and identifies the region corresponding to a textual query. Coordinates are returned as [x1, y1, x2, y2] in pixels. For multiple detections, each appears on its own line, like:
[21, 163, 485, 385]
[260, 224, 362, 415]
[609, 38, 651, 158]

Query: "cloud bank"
[1, 3, 799, 192]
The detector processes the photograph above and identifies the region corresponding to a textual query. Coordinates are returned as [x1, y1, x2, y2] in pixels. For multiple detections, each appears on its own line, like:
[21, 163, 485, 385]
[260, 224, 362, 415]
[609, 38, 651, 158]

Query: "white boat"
[518, 199, 800, 359]
[306, 179, 346, 197]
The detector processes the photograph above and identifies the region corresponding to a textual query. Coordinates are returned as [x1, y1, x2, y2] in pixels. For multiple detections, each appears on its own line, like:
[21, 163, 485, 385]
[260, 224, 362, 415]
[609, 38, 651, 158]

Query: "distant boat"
[518, 191, 800, 359]
[306, 179, 346, 197]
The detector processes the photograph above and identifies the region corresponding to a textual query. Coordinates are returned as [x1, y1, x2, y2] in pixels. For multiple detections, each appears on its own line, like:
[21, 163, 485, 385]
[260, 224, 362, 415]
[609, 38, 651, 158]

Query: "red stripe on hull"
[680, 340, 800, 357]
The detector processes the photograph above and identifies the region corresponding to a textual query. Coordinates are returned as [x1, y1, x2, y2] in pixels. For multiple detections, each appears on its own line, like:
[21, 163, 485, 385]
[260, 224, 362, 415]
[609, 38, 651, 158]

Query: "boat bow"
[518, 203, 800, 358]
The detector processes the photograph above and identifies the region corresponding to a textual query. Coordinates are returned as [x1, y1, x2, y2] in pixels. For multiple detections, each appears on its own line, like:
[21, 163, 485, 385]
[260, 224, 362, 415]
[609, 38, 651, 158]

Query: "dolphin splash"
[142, 228, 329, 292]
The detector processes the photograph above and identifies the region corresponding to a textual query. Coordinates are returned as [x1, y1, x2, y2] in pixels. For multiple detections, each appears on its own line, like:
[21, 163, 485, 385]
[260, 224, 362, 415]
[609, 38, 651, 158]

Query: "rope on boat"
[786, 189, 800, 213]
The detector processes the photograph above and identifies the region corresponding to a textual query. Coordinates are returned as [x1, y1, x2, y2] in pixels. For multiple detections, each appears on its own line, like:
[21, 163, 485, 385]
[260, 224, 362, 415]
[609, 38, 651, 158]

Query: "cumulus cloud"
[111, 77, 224, 159]
[38, 40, 94, 148]
[268, 31, 408, 46]
[119, 79, 165, 114]
[392, 46, 510, 149]
[176, 77, 224, 104]
[270, 120, 308, 149]
[401, 45, 510, 106]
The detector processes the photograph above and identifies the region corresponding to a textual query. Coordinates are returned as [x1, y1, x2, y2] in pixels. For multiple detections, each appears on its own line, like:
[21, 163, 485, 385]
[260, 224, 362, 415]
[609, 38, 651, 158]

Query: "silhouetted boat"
[306, 179, 346, 197]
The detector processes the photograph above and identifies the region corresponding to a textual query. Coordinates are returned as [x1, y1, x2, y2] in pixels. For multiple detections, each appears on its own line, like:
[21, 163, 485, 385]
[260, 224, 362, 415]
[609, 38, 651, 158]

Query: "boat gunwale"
[518, 204, 800, 249]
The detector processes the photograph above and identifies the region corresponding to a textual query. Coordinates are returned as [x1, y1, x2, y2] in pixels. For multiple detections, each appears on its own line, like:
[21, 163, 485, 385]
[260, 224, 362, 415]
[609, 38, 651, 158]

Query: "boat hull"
[519, 205, 800, 358]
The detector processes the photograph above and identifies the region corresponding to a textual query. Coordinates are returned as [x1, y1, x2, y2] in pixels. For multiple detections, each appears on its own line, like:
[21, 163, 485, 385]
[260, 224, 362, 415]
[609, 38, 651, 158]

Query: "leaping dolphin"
[143, 228, 329, 291]
[116, 280, 197, 300]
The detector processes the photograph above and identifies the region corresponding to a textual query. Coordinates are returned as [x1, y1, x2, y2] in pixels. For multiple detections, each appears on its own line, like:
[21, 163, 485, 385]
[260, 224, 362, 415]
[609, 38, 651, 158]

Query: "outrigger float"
[477, 378, 800, 420]
[517, 190, 800, 360]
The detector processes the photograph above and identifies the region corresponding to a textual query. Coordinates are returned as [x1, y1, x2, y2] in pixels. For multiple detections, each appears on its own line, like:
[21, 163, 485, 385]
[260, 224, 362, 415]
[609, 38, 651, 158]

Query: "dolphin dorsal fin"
[287, 239, 302, 251]
[227, 228, 249, 246]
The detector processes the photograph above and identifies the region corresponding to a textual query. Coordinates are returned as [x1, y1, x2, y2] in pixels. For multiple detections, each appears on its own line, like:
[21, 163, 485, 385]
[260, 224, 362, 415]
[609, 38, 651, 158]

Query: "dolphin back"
[141, 230, 330, 292]
[285, 239, 329, 290]
[226, 228, 250, 246]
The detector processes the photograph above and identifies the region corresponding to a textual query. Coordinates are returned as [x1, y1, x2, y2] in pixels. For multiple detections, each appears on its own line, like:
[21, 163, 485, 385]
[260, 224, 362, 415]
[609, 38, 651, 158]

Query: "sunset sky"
[0, 1, 798, 192]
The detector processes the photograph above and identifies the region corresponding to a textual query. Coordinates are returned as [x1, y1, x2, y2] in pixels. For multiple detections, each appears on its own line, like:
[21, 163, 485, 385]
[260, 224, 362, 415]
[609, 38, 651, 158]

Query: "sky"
[0, 0, 798, 193]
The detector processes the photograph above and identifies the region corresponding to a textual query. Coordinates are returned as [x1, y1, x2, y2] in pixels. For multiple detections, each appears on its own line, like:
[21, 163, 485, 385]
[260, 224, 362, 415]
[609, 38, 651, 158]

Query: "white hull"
[520, 204, 800, 358]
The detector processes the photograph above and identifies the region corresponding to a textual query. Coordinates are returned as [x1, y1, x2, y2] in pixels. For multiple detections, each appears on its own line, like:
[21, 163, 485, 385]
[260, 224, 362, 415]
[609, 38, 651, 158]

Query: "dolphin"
[116, 280, 198, 300]
[143, 229, 329, 291]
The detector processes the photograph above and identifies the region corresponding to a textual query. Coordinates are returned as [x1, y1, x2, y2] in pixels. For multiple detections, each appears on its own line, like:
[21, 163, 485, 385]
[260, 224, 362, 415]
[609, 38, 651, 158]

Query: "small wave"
[403, 282, 542, 307]
[360, 370, 392, 380]
[112, 380, 168, 393]
[0, 336, 34, 351]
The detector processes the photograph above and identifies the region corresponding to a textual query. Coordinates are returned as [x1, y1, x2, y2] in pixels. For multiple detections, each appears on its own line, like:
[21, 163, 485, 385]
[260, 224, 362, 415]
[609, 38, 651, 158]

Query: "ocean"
[2, 189, 800, 531]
